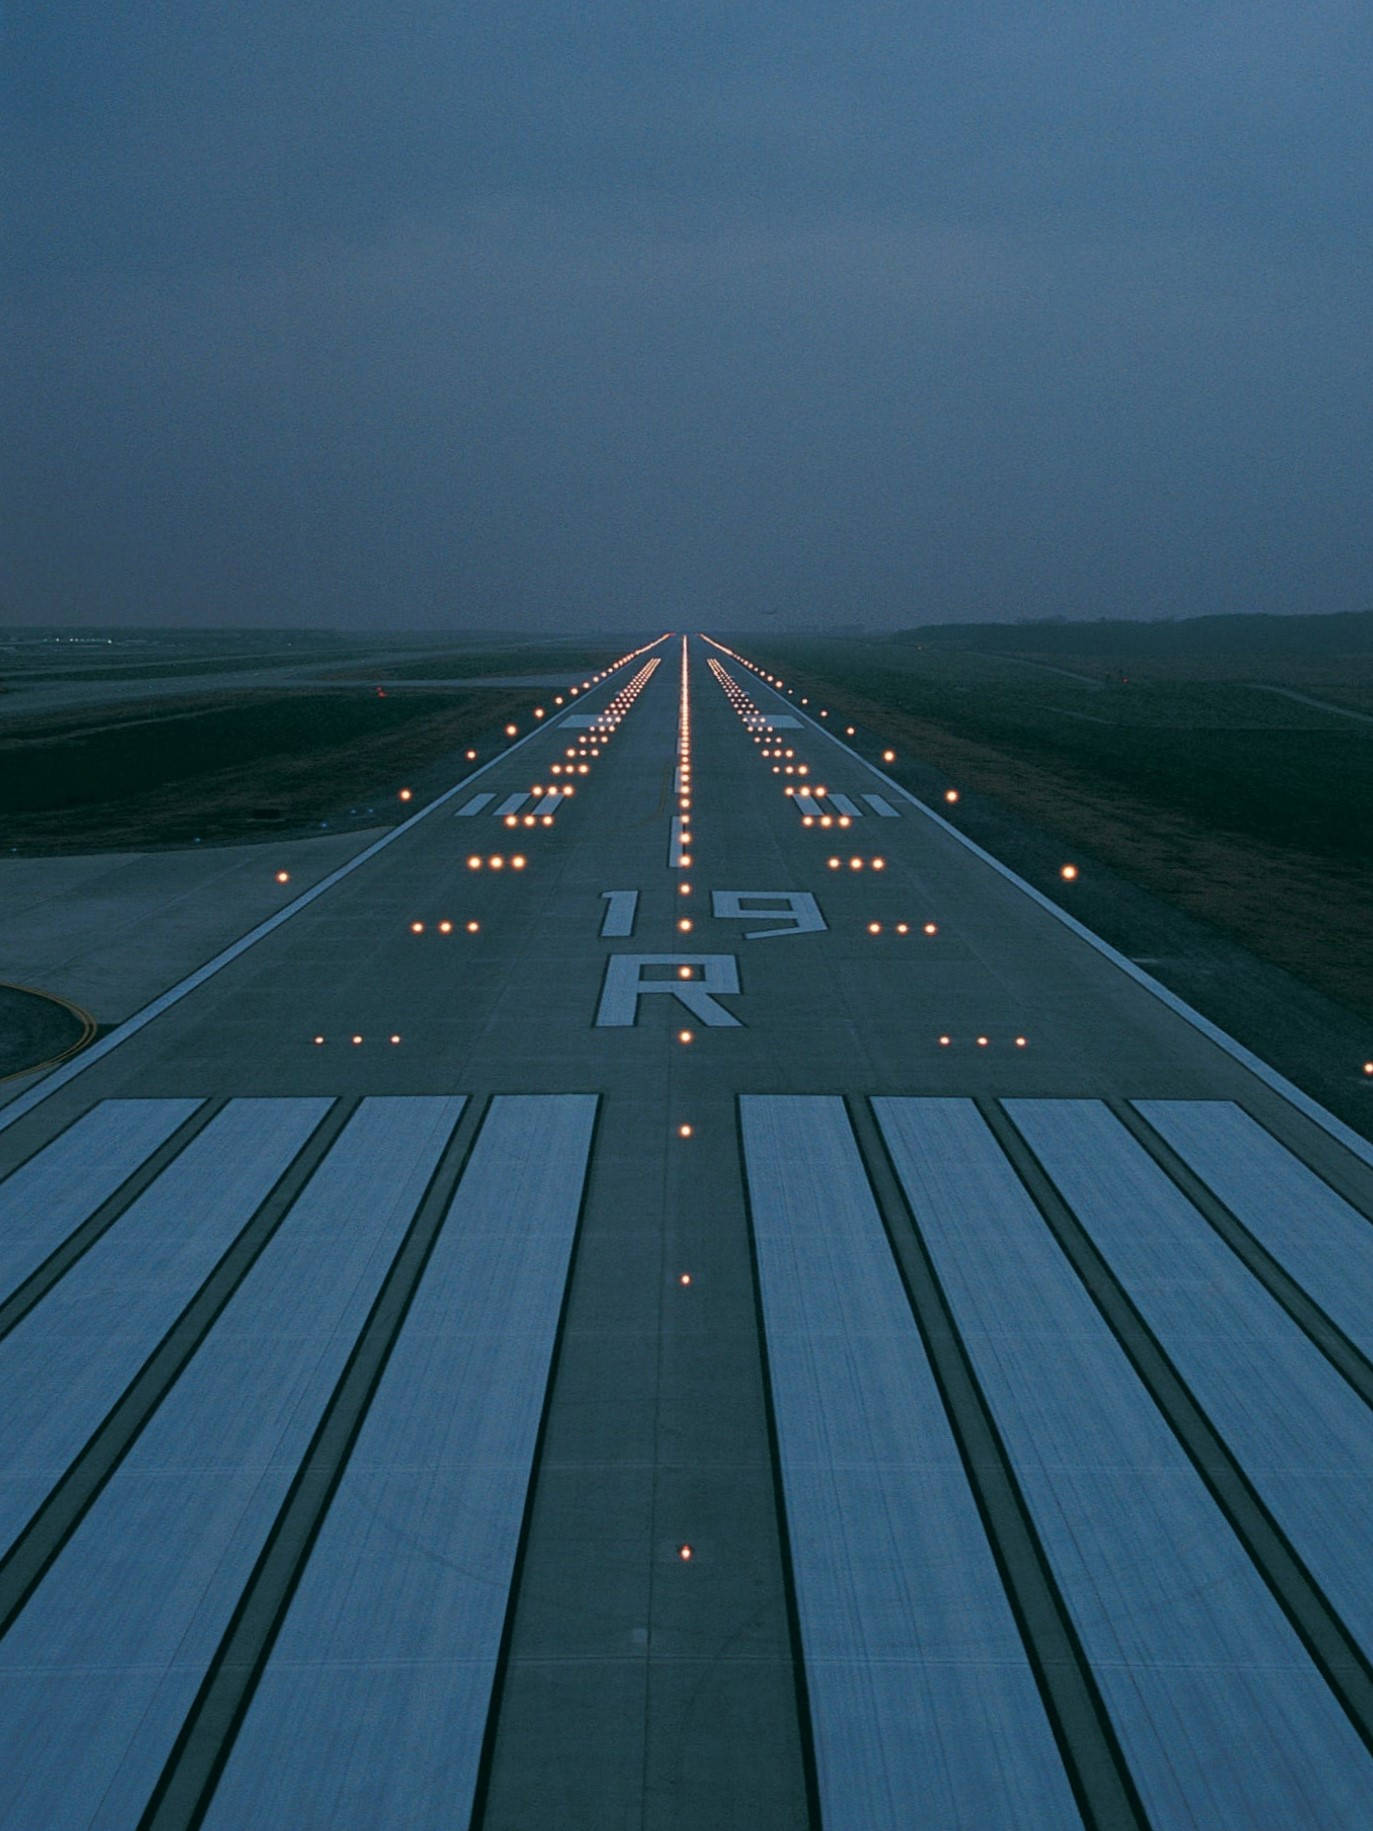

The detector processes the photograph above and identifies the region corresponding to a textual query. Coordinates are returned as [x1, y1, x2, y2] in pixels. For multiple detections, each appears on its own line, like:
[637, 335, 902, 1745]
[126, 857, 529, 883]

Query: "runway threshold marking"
[0, 1098, 202, 1308]
[0, 1097, 463, 1829]
[202, 1095, 597, 1830]
[1007, 1099, 1373, 1668]
[739, 1094, 1081, 1830]
[0, 1098, 331, 1565]
[1133, 1100, 1373, 1363]
[454, 793, 496, 817]
[876, 1096, 1373, 1826]
[861, 794, 899, 817]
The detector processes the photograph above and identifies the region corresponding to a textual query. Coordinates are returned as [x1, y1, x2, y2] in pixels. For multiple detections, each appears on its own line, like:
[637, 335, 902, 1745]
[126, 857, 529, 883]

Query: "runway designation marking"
[454, 793, 496, 817]
[599, 890, 639, 938]
[595, 955, 742, 1026]
[711, 891, 826, 940]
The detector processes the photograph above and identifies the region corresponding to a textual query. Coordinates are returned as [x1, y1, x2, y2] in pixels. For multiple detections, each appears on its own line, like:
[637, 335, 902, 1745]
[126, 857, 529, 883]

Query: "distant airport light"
[827, 857, 841, 869]
[399, 788, 413, 802]
[680, 882, 692, 895]
[466, 749, 477, 760]
[1015, 1036, 1028, 1048]
[680, 853, 692, 866]
[938, 1034, 951, 1046]
[438, 920, 453, 934]
[838, 815, 852, 828]
[846, 726, 855, 736]
[351, 1034, 363, 1045]
[895, 922, 910, 934]
[976, 1035, 989, 1047]
[504, 814, 518, 827]
[489, 855, 504, 869]
[466, 920, 480, 932]
[467, 855, 482, 869]
[882, 750, 895, 763]
[923, 922, 937, 935]
[534, 708, 545, 718]
[678, 1029, 694, 1045]
[511, 855, 527, 869]
[944, 789, 960, 804]
[505, 724, 518, 737]
[389, 1034, 401, 1045]
[312, 1034, 325, 1046]
[850, 858, 863, 870]
[678, 1543, 694, 1561]
[275, 870, 290, 884]
[867, 922, 882, 935]
[678, 1123, 694, 1137]
[410, 921, 424, 934]
[678, 917, 693, 932]
[679, 1272, 693, 1285]
[1060, 864, 1079, 881]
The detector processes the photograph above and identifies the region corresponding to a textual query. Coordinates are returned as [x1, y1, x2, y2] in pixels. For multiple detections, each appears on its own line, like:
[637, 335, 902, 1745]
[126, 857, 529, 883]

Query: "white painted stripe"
[1007, 1099, 1373, 1662]
[827, 793, 863, 817]
[861, 793, 899, 817]
[599, 890, 639, 938]
[0, 1098, 202, 1306]
[717, 651, 1373, 1169]
[792, 793, 822, 817]
[0, 1097, 331, 1563]
[0, 1096, 463, 1830]
[532, 789, 565, 816]
[1137, 1100, 1373, 1362]
[668, 815, 688, 867]
[877, 1097, 1373, 1827]
[205, 1094, 596, 1830]
[491, 792, 529, 818]
[740, 1095, 1079, 1830]
[453, 793, 495, 817]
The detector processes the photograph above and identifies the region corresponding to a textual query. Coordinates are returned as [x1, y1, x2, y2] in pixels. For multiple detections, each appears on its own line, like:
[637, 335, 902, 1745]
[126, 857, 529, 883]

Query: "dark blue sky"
[3, 4, 1370, 630]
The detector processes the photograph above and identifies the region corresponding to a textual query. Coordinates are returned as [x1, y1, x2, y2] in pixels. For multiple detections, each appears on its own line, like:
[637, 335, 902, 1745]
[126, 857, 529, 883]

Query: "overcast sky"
[3, 4, 1370, 632]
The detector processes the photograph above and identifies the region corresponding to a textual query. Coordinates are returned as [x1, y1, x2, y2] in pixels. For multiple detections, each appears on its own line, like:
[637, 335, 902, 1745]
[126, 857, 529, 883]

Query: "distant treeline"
[892, 608, 1373, 660]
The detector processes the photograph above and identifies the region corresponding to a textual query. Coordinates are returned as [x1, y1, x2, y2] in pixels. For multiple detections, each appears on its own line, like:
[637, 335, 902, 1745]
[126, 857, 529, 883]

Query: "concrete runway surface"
[1, 634, 1371, 1829]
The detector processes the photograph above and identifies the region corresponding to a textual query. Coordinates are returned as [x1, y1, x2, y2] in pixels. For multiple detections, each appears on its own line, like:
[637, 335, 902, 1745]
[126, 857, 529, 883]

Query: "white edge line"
[702, 636, 1373, 1170]
[0, 642, 671, 1136]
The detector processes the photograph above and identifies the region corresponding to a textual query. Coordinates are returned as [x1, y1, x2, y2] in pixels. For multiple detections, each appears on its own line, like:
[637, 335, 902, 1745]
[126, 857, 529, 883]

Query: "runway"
[1, 633, 1372, 1827]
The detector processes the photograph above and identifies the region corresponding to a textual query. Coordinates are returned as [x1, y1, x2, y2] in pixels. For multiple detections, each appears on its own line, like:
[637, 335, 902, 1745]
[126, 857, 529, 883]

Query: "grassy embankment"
[736, 614, 1373, 1018]
[0, 687, 532, 852]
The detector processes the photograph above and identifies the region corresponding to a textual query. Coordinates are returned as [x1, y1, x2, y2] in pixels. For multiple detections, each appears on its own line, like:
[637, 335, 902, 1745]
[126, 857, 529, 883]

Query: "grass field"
[733, 625, 1373, 1018]
[0, 686, 529, 852]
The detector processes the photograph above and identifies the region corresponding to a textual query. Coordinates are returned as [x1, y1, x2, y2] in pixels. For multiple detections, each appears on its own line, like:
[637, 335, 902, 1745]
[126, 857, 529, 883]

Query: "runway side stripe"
[1006, 1099, 1373, 1665]
[0, 1098, 330, 1566]
[739, 1094, 1080, 1830]
[1134, 1100, 1373, 1365]
[202, 1094, 597, 1831]
[0, 1098, 202, 1308]
[876, 1097, 1373, 1826]
[454, 793, 495, 816]
[0, 1097, 463, 1831]
[711, 640, 1373, 1168]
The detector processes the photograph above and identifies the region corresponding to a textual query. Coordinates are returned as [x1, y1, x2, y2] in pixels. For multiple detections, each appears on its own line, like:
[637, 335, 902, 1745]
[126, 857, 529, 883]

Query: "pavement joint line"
[0, 1097, 223, 1347]
[0, 641, 671, 1139]
[1109, 1099, 1373, 1410]
[138, 1091, 486, 1831]
[0, 1096, 352, 1643]
[981, 1096, 1373, 1752]
[849, 1095, 1146, 1831]
[701, 636, 1373, 1171]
